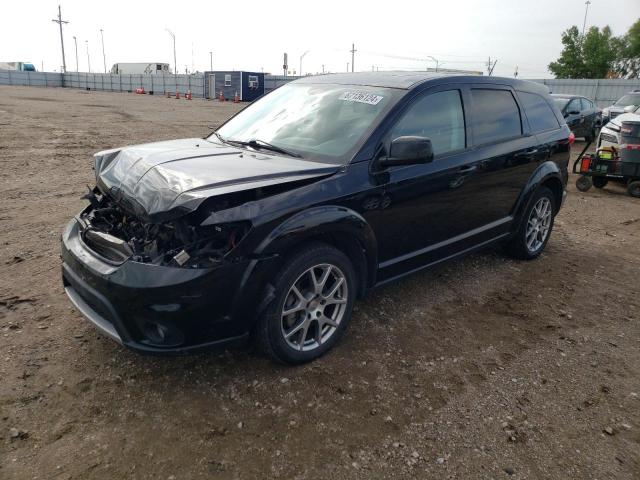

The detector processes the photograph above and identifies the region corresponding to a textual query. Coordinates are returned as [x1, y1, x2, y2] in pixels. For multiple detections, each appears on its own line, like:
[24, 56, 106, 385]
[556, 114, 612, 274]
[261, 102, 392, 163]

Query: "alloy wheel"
[280, 263, 348, 352]
[526, 197, 552, 253]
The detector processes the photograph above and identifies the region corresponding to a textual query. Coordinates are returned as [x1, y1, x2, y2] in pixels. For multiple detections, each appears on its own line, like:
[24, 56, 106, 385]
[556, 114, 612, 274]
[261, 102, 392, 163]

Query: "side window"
[517, 91, 560, 133]
[581, 98, 592, 110]
[471, 89, 522, 144]
[390, 90, 465, 157]
[224, 74, 232, 87]
[567, 98, 581, 113]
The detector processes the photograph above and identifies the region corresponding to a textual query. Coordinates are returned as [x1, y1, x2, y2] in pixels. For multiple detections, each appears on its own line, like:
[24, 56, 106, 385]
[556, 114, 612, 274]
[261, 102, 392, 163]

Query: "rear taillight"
[568, 132, 575, 146]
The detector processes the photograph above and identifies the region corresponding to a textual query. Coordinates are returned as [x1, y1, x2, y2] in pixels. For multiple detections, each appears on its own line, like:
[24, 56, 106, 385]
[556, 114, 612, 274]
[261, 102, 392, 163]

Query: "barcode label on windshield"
[339, 91, 384, 105]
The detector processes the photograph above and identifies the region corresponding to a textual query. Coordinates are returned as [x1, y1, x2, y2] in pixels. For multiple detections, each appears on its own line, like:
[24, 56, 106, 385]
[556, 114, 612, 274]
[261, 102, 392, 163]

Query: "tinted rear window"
[518, 91, 560, 133]
[471, 89, 522, 144]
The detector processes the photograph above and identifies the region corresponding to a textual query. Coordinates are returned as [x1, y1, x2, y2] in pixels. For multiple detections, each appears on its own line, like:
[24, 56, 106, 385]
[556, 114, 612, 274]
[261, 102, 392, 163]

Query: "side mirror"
[623, 105, 637, 113]
[379, 136, 434, 168]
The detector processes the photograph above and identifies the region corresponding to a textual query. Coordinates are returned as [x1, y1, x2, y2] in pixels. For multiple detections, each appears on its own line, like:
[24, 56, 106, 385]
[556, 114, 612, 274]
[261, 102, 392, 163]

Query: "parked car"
[61, 73, 570, 364]
[550, 94, 601, 142]
[599, 104, 640, 148]
[601, 90, 640, 124]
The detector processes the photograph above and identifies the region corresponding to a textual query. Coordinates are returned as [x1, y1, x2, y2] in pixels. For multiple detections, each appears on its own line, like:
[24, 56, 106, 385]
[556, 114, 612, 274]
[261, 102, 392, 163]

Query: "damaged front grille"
[79, 190, 249, 268]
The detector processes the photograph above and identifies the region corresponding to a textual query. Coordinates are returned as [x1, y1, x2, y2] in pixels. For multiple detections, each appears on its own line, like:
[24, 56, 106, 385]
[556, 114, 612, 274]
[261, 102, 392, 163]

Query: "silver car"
[599, 104, 640, 148]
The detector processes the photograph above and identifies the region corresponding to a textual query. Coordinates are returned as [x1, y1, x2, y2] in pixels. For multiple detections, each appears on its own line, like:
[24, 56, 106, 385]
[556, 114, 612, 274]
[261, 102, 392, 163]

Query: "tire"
[628, 180, 640, 198]
[506, 186, 556, 260]
[576, 175, 593, 192]
[255, 242, 357, 364]
[593, 177, 608, 189]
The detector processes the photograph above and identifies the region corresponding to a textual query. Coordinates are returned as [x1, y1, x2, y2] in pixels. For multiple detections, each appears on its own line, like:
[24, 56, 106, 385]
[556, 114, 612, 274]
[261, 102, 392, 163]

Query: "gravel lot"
[1, 86, 639, 479]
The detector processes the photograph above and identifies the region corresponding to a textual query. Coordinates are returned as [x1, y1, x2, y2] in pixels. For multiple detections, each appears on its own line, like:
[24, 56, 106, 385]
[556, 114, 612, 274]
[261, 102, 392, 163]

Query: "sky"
[2, 0, 639, 78]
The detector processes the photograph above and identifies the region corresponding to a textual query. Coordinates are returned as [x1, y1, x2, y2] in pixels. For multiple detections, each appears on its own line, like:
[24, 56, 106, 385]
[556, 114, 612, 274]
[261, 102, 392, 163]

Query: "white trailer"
[110, 63, 170, 75]
[0, 62, 36, 71]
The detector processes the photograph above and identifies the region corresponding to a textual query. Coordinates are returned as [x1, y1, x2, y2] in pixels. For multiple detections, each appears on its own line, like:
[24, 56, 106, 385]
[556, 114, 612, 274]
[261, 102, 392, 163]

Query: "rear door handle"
[458, 165, 477, 173]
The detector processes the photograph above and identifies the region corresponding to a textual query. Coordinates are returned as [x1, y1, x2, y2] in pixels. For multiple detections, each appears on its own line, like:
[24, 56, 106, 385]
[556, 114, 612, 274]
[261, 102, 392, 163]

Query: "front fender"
[512, 160, 564, 230]
[256, 205, 378, 289]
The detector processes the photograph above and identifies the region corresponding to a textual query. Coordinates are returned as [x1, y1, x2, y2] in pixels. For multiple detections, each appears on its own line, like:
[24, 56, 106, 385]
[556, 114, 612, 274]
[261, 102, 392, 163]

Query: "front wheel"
[256, 243, 356, 364]
[506, 187, 556, 260]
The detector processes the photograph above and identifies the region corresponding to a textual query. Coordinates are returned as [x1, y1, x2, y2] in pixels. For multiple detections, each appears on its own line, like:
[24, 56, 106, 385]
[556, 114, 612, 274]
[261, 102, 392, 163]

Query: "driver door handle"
[458, 165, 477, 173]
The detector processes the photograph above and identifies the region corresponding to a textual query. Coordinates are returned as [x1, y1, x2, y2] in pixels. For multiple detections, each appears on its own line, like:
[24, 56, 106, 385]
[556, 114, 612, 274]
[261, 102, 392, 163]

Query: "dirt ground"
[0, 86, 639, 480]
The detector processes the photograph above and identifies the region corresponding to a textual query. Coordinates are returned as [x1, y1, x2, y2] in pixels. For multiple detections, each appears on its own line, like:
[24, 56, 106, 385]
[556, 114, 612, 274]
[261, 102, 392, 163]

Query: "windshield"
[212, 83, 402, 163]
[614, 94, 640, 107]
[552, 97, 570, 110]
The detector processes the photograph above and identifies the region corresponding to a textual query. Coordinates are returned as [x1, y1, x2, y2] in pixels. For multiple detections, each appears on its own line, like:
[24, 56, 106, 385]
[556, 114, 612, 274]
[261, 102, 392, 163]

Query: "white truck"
[0, 62, 36, 71]
[110, 63, 170, 75]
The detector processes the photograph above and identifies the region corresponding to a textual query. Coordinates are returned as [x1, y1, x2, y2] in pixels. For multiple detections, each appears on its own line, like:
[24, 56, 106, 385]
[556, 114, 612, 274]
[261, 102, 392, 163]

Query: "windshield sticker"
[339, 91, 384, 105]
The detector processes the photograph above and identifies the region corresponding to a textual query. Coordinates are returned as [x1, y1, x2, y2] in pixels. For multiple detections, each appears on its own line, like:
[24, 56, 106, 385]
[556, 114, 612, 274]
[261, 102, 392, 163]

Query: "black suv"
[61, 72, 570, 364]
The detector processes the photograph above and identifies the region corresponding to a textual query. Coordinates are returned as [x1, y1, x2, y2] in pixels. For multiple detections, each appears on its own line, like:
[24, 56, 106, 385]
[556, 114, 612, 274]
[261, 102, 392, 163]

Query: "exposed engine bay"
[78, 189, 249, 268]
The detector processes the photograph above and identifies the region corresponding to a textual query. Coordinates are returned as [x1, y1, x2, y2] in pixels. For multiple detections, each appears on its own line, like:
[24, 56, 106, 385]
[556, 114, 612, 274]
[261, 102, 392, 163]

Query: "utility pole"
[51, 5, 69, 73]
[347, 62, 349, 72]
[86, 40, 91, 72]
[486, 56, 497, 76]
[582, 0, 591, 35]
[100, 29, 106, 73]
[73, 36, 79, 72]
[350, 43, 356, 72]
[209, 51, 212, 71]
[322, 64, 325, 74]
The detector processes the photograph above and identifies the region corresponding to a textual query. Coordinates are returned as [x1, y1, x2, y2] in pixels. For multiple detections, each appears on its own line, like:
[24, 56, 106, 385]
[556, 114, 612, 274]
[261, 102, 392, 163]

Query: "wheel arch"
[512, 161, 564, 231]
[255, 205, 378, 297]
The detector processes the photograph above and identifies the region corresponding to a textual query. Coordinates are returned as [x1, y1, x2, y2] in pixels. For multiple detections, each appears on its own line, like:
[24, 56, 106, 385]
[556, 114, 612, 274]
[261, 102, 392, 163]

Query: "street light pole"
[209, 51, 212, 71]
[85, 40, 91, 72]
[165, 29, 177, 76]
[582, 0, 591, 35]
[299, 50, 309, 76]
[425, 55, 439, 72]
[100, 29, 106, 73]
[73, 36, 78, 72]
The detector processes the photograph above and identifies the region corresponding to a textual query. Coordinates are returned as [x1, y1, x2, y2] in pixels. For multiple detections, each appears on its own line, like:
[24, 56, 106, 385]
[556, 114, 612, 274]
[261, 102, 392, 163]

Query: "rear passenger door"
[466, 86, 542, 225]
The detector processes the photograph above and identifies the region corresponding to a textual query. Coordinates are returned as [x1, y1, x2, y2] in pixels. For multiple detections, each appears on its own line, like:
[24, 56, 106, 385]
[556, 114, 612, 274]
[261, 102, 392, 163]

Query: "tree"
[548, 26, 617, 78]
[613, 19, 640, 78]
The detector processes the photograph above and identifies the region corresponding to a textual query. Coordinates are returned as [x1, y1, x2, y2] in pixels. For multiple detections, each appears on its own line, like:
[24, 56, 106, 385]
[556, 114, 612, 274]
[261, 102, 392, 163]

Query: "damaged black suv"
[61, 72, 570, 364]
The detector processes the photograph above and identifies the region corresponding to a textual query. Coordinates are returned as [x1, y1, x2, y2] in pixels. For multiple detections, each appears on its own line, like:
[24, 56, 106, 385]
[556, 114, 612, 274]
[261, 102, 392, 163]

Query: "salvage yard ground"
[1, 86, 639, 479]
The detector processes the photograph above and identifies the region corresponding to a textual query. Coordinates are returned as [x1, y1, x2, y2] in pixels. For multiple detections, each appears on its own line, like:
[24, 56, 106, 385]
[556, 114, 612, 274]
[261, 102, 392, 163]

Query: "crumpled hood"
[94, 138, 339, 222]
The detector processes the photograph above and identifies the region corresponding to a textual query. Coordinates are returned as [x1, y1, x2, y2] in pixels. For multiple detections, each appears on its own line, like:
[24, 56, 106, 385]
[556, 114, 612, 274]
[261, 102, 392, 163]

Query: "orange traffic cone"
[166, 91, 171, 98]
[218, 89, 224, 102]
[186, 90, 192, 100]
[233, 91, 239, 103]
[175, 91, 180, 99]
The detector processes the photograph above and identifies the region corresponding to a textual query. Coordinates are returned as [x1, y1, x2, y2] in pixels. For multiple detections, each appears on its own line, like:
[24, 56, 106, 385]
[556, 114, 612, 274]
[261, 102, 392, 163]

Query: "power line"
[51, 5, 69, 73]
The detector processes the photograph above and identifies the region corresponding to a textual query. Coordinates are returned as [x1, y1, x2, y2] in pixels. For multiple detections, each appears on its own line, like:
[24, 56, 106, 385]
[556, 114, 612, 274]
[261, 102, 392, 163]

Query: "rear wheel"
[576, 175, 593, 192]
[256, 243, 356, 364]
[506, 187, 556, 260]
[628, 180, 640, 198]
[593, 177, 608, 189]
